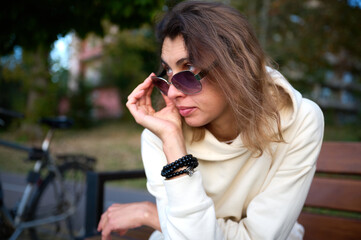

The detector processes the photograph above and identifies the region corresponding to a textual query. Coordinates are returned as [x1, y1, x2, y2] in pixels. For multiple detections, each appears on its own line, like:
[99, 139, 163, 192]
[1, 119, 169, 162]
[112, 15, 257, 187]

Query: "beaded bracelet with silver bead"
[161, 154, 198, 179]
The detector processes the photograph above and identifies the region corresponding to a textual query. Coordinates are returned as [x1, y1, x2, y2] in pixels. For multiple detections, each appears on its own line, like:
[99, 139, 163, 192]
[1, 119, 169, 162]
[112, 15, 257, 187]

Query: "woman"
[98, 1, 324, 239]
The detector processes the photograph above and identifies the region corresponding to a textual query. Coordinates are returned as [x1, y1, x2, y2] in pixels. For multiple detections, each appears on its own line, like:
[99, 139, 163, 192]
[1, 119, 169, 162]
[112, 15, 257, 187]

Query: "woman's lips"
[178, 107, 196, 117]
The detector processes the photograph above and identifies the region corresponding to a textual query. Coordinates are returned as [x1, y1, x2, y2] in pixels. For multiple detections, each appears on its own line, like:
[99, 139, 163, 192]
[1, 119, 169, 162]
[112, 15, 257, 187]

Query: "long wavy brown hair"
[156, 1, 290, 156]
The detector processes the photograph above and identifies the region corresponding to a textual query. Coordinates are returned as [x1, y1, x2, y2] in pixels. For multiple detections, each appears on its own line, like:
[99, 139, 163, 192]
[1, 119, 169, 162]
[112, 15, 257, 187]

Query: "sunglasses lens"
[151, 77, 169, 95]
[172, 71, 202, 94]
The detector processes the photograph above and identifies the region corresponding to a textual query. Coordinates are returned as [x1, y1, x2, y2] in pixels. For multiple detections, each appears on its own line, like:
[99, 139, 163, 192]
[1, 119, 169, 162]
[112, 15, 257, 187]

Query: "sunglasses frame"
[151, 69, 207, 95]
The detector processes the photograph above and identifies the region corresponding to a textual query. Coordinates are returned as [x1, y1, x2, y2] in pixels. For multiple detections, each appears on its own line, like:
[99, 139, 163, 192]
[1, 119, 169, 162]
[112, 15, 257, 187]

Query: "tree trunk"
[21, 45, 51, 139]
[23, 46, 50, 118]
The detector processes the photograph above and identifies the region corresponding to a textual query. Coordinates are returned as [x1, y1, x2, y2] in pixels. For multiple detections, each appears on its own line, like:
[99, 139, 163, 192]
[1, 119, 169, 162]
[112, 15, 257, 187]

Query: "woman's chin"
[184, 117, 206, 128]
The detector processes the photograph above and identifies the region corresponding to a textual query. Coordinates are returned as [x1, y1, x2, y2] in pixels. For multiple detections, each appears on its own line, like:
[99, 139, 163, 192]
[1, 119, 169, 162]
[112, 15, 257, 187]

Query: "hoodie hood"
[267, 67, 303, 131]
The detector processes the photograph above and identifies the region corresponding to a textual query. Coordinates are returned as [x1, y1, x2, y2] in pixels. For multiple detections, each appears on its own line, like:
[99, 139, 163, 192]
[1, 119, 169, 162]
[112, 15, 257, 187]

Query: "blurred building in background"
[68, 28, 123, 120]
[314, 72, 361, 123]
[311, 51, 361, 124]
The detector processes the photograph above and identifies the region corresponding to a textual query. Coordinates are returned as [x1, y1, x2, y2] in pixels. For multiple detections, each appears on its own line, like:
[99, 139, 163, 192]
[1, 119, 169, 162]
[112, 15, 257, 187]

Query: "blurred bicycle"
[0, 108, 96, 240]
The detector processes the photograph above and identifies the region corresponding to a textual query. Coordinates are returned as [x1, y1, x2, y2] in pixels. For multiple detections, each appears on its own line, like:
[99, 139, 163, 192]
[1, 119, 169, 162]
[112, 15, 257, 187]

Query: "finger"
[128, 89, 145, 104]
[101, 226, 113, 240]
[139, 75, 154, 106]
[108, 203, 123, 210]
[145, 83, 154, 108]
[97, 213, 107, 231]
[101, 233, 111, 240]
[126, 90, 145, 117]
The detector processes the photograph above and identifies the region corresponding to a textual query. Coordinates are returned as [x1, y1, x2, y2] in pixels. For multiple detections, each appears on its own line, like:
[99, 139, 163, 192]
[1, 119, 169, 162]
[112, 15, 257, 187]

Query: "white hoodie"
[141, 68, 324, 240]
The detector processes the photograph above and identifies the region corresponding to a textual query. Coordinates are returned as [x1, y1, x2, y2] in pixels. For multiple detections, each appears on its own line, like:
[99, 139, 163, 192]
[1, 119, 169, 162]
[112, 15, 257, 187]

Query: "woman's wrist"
[139, 201, 161, 232]
[162, 131, 187, 164]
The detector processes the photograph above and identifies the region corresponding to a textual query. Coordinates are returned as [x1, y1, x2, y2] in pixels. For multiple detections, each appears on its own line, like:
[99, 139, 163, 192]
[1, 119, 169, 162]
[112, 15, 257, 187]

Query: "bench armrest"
[84, 170, 146, 238]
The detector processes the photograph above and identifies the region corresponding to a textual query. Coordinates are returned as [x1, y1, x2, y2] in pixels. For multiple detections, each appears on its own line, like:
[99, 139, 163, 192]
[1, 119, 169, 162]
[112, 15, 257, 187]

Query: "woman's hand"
[126, 73, 182, 141]
[126, 73, 187, 163]
[97, 201, 160, 240]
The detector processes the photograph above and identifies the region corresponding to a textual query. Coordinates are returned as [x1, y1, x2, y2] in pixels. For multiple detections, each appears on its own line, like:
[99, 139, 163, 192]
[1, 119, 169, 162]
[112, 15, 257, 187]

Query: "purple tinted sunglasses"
[151, 69, 207, 95]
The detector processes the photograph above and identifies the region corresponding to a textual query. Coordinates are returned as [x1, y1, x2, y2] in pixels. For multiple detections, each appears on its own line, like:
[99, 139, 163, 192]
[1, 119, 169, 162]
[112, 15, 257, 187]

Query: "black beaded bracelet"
[165, 166, 195, 179]
[161, 154, 198, 179]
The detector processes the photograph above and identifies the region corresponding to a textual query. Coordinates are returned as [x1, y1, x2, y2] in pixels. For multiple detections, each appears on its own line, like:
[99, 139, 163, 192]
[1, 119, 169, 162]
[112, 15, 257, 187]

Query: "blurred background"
[1, 0, 361, 176]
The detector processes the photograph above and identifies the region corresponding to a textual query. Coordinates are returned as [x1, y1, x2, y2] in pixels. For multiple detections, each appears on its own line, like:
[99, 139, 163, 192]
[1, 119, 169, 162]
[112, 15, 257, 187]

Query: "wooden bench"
[298, 142, 361, 240]
[83, 142, 361, 240]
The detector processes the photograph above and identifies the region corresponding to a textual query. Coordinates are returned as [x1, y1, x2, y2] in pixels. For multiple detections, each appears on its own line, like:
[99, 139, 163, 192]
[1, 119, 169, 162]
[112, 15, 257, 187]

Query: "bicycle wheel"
[25, 155, 95, 240]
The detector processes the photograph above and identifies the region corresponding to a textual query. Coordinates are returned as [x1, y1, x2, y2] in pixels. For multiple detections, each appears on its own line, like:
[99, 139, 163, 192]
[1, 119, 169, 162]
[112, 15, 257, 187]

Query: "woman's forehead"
[161, 35, 189, 66]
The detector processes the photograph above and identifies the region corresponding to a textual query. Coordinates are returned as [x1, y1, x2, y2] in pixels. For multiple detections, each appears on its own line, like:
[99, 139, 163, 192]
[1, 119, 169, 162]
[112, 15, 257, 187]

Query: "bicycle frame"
[0, 128, 76, 240]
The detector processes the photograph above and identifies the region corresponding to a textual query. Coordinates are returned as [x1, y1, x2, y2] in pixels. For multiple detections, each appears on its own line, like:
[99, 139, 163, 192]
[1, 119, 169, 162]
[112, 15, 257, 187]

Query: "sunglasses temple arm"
[195, 61, 217, 80]
[195, 70, 206, 81]
[157, 69, 166, 78]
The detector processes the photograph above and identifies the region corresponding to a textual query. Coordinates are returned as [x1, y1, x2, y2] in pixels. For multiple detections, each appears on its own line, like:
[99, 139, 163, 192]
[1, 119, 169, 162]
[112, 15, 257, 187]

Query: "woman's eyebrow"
[161, 57, 189, 67]
[160, 59, 168, 67]
[175, 58, 189, 66]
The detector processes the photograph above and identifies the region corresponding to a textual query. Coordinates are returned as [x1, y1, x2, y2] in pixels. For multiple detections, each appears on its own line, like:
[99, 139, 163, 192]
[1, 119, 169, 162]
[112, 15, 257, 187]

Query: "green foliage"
[267, 0, 361, 70]
[324, 123, 361, 141]
[68, 78, 94, 128]
[0, 0, 164, 55]
[0, 47, 61, 123]
[51, 67, 70, 97]
[0, 70, 26, 129]
[0, 47, 73, 128]
[0, 68, 26, 114]
[231, 0, 361, 79]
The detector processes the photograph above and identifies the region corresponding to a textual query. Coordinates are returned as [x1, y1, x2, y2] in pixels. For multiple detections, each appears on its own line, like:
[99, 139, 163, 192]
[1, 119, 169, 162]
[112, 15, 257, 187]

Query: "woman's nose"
[167, 84, 186, 99]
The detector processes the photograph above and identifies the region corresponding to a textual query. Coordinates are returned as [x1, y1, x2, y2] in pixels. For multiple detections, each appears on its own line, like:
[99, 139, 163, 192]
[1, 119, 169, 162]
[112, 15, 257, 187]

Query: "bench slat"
[304, 177, 361, 213]
[85, 226, 153, 240]
[123, 226, 154, 239]
[298, 212, 361, 240]
[317, 142, 361, 175]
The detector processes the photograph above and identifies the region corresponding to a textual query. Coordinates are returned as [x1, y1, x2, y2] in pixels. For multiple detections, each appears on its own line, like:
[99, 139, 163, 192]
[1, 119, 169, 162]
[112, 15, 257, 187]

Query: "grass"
[302, 206, 361, 220]
[324, 124, 361, 141]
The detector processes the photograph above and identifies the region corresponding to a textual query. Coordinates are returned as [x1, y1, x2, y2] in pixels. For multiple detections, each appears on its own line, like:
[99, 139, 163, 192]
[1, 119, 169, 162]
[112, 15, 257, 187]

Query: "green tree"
[1, 0, 164, 55]
[0, 0, 164, 123]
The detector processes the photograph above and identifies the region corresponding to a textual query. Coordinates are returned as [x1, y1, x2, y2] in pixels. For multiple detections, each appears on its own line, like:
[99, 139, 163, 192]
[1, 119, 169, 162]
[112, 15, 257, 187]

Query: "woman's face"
[160, 35, 234, 132]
